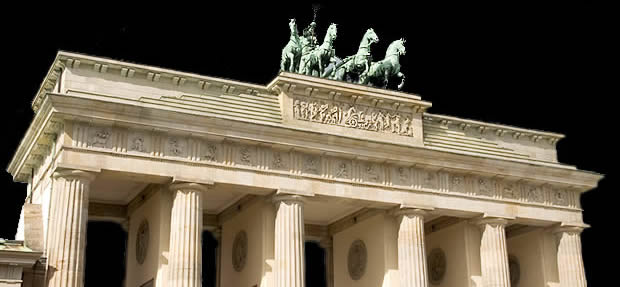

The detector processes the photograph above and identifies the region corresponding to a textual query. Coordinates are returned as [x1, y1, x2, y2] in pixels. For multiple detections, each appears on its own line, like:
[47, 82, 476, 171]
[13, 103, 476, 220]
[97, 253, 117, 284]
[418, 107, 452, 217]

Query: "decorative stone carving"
[272, 152, 284, 169]
[335, 160, 349, 178]
[428, 248, 446, 285]
[304, 155, 320, 174]
[552, 189, 568, 206]
[136, 219, 149, 265]
[525, 185, 544, 203]
[421, 170, 438, 189]
[347, 239, 367, 280]
[502, 181, 518, 199]
[239, 146, 253, 164]
[476, 177, 494, 197]
[232, 230, 248, 272]
[293, 99, 414, 137]
[393, 166, 410, 186]
[167, 137, 186, 157]
[450, 175, 465, 193]
[508, 254, 520, 286]
[364, 163, 380, 182]
[129, 133, 148, 153]
[89, 128, 111, 148]
[203, 143, 218, 161]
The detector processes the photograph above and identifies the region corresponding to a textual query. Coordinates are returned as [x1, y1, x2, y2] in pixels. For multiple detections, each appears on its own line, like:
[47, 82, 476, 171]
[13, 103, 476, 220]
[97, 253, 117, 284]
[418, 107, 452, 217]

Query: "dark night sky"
[1, 2, 615, 285]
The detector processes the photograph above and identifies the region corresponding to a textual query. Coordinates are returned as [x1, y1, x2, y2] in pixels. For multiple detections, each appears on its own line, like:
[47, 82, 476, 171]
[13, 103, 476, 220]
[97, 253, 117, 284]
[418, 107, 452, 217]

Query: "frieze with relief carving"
[68, 122, 581, 211]
[293, 99, 415, 137]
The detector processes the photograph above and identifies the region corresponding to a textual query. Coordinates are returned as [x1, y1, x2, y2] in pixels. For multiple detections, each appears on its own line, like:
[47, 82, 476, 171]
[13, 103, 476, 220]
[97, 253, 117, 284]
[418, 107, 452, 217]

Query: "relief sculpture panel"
[293, 98, 415, 137]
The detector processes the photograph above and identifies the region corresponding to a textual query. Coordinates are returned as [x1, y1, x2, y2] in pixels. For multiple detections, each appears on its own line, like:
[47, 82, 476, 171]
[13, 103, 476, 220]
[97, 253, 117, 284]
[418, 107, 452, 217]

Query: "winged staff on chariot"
[280, 12, 406, 90]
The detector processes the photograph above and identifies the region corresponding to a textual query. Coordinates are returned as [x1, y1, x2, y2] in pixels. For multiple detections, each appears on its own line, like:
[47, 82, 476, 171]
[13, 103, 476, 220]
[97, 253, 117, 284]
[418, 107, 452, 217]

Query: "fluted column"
[553, 225, 587, 287]
[274, 195, 306, 287]
[396, 208, 429, 287]
[476, 217, 511, 287]
[46, 169, 96, 287]
[168, 182, 208, 287]
[319, 238, 334, 287]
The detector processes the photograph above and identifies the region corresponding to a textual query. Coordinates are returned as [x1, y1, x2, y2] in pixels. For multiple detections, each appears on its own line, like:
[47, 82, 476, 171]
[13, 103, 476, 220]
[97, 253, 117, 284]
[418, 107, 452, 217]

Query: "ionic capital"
[52, 168, 97, 183]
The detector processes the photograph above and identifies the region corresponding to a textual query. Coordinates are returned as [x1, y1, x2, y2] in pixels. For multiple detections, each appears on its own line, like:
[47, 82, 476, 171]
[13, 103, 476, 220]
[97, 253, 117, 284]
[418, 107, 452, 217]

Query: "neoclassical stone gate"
[6, 52, 601, 287]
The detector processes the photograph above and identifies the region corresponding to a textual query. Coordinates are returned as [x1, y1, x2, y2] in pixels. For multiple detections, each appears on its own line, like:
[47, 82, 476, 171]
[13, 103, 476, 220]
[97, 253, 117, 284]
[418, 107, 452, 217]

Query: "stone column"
[553, 225, 587, 287]
[274, 195, 306, 287]
[320, 238, 334, 287]
[396, 208, 429, 287]
[47, 169, 96, 287]
[168, 182, 208, 287]
[476, 217, 511, 287]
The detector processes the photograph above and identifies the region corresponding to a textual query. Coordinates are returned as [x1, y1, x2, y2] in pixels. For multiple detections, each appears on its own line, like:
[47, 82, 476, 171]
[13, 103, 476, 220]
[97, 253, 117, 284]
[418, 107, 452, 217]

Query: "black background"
[1, 2, 615, 285]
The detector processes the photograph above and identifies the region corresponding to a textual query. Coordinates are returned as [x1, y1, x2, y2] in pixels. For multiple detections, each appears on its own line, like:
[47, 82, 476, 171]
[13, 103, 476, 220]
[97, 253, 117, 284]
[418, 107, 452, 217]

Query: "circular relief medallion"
[232, 230, 248, 272]
[509, 254, 520, 286]
[428, 248, 446, 285]
[347, 239, 367, 280]
[136, 219, 149, 265]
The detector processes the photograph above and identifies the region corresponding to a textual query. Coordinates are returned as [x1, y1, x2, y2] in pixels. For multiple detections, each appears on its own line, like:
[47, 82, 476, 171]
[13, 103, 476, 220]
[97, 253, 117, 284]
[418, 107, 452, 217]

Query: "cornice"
[32, 50, 270, 113]
[424, 113, 565, 145]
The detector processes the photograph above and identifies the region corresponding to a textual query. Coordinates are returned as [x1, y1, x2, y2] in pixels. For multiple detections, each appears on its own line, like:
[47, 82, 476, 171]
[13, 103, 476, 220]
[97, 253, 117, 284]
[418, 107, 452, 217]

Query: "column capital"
[551, 222, 589, 235]
[471, 215, 514, 227]
[272, 194, 308, 205]
[392, 204, 434, 218]
[169, 182, 210, 193]
[52, 168, 97, 183]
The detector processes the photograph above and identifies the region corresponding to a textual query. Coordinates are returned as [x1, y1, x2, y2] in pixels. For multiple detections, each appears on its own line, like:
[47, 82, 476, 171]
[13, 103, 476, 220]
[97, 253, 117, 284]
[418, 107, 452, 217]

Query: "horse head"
[387, 38, 406, 57]
[325, 23, 338, 42]
[288, 19, 297, 33]
[364, 28, 379, 45]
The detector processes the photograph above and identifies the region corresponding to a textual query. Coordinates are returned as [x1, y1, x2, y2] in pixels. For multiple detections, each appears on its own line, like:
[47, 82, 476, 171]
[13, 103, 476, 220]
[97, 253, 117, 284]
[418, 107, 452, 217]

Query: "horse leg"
[397, 72, 406, 90]
[280, 53, 288, 71]
[288, 53, 296, 72]
[383, 70, 390, 88]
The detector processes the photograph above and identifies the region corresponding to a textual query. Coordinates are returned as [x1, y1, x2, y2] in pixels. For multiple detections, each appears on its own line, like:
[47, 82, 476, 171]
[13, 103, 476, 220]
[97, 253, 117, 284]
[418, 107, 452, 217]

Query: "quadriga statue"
[280, 19, 301, 72]
[299, 23, 337, 77]
[361, 39, 407, 90]
[330, 28, 379, 83]
[279, 16, 407, 91]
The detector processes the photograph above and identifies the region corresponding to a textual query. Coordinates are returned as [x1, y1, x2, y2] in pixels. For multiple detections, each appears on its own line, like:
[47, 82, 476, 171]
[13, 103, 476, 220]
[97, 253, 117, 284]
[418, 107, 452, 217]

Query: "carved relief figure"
[293, 98, 415, 137]
[130, 137, 146, 152]
[168, 138, 184, 156]
[365, 164, 379, 182]
[397, 166, 409, 184]
[203, 144, 217, 161]
[553, 189, 568, 206]
[451, 175, 464, 192]
[304, 155, 319, 174]
[272, 152, 284, 169]
[526, 185, 543, 203]
[91, 129, 110, 148]
[240, 147, 252, 164]
[336, 162, 348, 178]
[503, 182, 517, 199]
[293, 100, 301, 119]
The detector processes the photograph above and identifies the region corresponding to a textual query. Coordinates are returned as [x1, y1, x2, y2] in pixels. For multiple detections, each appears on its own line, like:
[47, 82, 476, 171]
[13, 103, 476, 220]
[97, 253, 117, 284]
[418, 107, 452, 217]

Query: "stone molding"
[423, 113, 564, 146]
[57, 122, 584, 212]
[52, 169, 97, 183]
[169, 182, 210, 193]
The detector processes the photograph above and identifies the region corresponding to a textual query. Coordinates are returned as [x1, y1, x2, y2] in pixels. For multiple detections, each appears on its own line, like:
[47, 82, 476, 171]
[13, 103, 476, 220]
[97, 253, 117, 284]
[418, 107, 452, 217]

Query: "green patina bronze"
[280, 12, 406, 90]
[361, 39, 407, 90]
